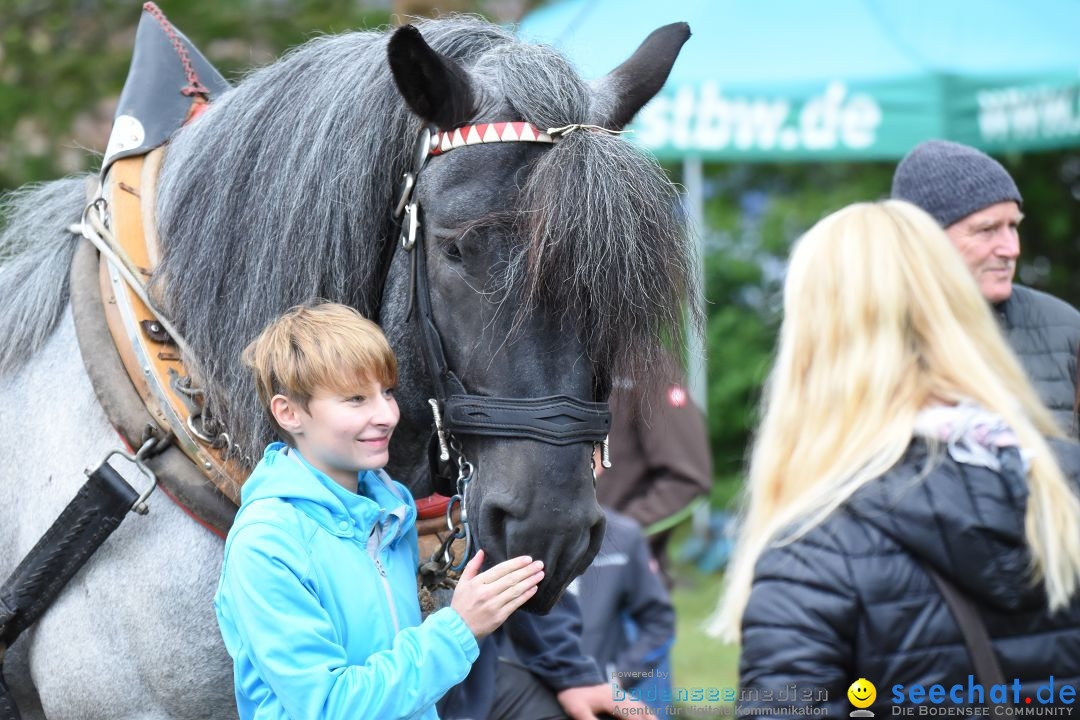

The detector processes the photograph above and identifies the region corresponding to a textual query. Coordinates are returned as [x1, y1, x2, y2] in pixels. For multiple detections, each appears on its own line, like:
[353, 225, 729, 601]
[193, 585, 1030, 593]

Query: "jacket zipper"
[369, 524, 401, 634]
[282, 450, 404, 635]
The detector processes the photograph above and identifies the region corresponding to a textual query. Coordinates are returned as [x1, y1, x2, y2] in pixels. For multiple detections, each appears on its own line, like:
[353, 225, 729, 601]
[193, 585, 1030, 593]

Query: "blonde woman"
[714, 201, 1080, 715]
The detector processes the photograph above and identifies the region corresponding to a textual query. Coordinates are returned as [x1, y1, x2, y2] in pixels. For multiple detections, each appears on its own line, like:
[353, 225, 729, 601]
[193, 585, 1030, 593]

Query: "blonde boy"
[214, 302, 543, 719]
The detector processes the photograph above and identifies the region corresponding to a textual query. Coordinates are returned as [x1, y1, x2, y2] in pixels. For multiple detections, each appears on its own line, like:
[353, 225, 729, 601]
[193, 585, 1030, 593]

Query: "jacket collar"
[242, 442, 416, 544]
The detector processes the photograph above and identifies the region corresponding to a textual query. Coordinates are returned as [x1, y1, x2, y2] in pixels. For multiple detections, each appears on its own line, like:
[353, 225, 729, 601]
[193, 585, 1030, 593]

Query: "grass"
[668, 565, 739, 717]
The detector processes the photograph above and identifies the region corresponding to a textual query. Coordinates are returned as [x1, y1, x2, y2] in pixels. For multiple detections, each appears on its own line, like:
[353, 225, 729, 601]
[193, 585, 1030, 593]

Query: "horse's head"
[380, 22, 693, 612]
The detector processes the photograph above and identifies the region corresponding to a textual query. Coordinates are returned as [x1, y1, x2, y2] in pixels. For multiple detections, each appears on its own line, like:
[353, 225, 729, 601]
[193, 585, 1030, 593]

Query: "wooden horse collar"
[97, 149, 248, 506]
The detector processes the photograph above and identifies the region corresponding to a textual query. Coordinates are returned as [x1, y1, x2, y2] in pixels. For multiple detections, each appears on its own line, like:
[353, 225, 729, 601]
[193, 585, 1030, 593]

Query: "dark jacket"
[597, 369, 713, 583]
[997, 285, 1080, 437]
[738, 437, 1080, 718]
[568, 508, 675, 684]
[439, 591, 604, 720]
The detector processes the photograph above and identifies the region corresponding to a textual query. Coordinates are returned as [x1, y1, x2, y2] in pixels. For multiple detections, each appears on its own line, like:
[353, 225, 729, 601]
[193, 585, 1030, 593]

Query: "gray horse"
[0, 15, 696, 719]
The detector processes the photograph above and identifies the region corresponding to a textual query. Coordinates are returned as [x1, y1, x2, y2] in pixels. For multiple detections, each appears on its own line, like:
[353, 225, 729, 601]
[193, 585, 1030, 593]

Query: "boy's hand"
[451, 550, 544, 640]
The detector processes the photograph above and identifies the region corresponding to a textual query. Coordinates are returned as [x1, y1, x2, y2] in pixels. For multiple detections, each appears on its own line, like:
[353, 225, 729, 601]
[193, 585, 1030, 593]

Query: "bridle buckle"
[400, 202, 419, 251]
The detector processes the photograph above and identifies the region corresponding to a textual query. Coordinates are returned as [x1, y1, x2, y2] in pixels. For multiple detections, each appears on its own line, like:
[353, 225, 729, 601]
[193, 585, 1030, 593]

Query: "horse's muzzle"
[475, 489, 605, 614]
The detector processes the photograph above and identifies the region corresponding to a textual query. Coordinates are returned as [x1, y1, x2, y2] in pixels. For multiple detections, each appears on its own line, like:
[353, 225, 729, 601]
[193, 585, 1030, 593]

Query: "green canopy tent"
[519, 0, 1080, 403]
[520, 0, 1080, 161]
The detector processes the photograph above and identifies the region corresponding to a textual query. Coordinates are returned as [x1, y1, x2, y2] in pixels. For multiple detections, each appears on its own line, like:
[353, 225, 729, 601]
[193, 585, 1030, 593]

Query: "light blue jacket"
[215, 442, 479, 719]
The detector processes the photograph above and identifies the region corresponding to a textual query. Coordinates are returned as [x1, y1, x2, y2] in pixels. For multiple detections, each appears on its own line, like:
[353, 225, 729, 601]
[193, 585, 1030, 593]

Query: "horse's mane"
[0, 177, 86, 375]
[152, 15, 698, 462]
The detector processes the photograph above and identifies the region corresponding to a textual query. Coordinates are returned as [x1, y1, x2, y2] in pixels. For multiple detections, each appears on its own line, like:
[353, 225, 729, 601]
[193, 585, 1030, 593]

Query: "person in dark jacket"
[892, 139, 1080, 436]
[498, 507, 676, 718]
[714, 201, 1080, 718]
[440, 591, 631, 720]
[568, 507, 674, 687]
[597, 356, 713, 586]
[577, 507, 675, 717]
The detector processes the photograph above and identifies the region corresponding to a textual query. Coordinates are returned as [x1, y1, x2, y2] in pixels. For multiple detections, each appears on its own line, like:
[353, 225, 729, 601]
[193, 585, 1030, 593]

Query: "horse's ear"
[595, 22, 690, 130]
[388, 25, 475, 130]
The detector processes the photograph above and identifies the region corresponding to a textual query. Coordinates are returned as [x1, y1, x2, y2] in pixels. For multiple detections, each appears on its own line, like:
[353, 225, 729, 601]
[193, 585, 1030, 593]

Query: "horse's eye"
[444, 241, 463, 260]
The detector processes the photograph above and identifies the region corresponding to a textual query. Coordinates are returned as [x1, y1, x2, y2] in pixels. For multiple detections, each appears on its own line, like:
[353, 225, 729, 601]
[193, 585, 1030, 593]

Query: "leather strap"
[0, 463, 138, 649]
[925, 565, 1013, 705]
[443, 394, 610, 445]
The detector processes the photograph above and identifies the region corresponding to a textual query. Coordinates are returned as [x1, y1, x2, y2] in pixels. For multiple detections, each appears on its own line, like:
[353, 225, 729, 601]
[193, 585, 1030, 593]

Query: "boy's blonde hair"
[712, 200, 1080, 641]
[241, 302, 397, 440]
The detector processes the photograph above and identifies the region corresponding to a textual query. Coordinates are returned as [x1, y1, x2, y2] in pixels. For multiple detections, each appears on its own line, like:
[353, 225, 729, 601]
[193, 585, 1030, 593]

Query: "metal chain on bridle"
[388, 122, 618, 589]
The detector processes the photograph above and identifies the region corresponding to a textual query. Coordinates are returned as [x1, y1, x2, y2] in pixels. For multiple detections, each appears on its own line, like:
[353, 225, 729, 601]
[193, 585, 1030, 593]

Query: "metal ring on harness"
[434, 528, 465, 571]
[450, 523, 472, 573]
[444, 493, 462, 535]
[400, 202, 419, 251]
[100, 437, 161, 514]
[442, 493, 473, 572]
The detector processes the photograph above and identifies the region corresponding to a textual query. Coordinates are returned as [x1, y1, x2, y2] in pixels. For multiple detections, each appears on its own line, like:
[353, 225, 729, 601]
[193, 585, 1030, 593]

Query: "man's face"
[945, 200, 1022, 304]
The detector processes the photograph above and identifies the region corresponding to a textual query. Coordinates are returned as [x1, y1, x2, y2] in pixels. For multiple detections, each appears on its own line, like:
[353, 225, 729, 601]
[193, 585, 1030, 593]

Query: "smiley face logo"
[848, 678, 876, 709]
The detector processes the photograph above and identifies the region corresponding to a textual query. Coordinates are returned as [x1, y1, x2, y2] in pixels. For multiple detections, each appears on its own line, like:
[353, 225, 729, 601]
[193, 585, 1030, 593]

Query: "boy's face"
[277, 381, 399, 490]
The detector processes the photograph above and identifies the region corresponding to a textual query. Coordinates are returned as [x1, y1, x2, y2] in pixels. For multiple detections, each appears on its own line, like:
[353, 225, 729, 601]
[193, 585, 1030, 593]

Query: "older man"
[892, 139, 1080, 435]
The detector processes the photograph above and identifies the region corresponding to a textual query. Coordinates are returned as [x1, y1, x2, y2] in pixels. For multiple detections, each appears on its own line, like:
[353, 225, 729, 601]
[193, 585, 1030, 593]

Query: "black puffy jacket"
[738, 437, 1080, 718]
[998, 285, 1080, 437]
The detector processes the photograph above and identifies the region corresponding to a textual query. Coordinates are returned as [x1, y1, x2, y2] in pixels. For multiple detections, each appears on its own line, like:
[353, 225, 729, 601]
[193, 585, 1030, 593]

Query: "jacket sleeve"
[737, 530, 856, 719]
[621, 395, 713, 530]
[503, 590, 605, 692]
[613, 531, 675, 679]
[217, 522, 479, 720]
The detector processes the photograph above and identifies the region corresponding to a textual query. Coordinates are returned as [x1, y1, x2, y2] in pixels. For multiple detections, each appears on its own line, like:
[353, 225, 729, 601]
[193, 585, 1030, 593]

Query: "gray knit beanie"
[890, 140, 1022, 228]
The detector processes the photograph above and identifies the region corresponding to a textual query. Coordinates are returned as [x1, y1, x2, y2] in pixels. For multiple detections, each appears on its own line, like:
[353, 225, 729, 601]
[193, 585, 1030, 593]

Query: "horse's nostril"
[476, 491, 605, 613]
[565, 511, 606, 579]
[478, 498, 511, 563]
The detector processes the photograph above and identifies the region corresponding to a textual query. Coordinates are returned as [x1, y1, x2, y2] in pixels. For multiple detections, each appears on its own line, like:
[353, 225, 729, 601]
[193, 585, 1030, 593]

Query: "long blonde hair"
[712, 200, 1080, 641]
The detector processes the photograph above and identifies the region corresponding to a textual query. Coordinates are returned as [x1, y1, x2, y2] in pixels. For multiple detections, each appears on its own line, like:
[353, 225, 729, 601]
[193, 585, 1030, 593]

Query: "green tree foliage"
[0, 1, 391, 190]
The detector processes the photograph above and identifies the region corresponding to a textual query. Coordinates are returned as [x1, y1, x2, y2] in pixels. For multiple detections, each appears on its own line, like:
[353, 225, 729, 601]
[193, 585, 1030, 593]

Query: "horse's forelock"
[469, 43, 592, 128]
[506, 130, 701, 384]
[463, 38, 699, 384]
